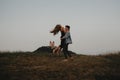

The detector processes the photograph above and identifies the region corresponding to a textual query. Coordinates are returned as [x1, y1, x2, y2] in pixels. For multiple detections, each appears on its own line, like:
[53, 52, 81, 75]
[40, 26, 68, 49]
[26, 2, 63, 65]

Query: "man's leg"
[63, 43, 68, 59]
[66, 44, 72, 57]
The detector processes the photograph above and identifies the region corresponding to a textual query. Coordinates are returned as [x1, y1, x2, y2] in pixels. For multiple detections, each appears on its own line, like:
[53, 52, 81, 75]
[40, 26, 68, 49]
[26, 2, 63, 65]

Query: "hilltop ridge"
[0, 52, 120, 80]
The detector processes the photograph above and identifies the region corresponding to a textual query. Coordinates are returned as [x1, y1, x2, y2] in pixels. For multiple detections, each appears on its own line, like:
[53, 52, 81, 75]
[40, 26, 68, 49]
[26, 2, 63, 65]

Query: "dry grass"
[0, 52, 120, 80]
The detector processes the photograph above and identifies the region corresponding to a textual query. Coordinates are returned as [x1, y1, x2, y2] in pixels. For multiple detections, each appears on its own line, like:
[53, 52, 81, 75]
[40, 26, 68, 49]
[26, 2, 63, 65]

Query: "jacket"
[62, 32, 72, 44]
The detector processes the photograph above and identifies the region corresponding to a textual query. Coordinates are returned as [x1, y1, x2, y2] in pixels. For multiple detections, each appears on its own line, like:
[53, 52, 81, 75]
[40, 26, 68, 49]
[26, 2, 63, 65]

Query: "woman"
[50, 24, 65, 54]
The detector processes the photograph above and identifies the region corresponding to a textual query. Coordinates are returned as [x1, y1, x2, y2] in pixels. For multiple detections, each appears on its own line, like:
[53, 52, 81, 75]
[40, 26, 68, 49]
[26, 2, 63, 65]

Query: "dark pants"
[63, 43, 72, 59]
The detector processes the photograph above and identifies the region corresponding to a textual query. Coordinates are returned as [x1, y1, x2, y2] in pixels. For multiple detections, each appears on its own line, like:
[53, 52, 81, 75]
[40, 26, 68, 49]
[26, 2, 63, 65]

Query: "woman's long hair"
[50, 24, 61, 35]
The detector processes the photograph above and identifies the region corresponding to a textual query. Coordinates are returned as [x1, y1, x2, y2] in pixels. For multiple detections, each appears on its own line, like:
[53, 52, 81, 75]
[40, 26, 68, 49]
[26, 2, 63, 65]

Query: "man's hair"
[65, 25, 70, 30]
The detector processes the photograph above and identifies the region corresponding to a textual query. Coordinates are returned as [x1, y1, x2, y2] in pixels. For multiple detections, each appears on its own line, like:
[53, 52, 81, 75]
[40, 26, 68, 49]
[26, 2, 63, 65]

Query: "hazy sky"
[0, 0, 120, 55]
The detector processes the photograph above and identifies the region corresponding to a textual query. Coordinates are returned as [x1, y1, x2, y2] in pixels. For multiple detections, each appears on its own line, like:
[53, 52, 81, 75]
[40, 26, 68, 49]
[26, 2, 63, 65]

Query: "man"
[61, 25, 73, 61]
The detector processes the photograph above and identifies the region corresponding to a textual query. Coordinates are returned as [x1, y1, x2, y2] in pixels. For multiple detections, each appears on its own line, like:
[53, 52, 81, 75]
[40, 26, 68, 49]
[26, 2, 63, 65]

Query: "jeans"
[63, 43, 72, 59]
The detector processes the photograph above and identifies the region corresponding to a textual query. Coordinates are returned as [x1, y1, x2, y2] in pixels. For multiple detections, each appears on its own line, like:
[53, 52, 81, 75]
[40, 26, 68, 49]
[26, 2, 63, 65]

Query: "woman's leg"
[53, 47, 58, 54]
[53, 46, 60, 54]
[57, 47, 61, 55]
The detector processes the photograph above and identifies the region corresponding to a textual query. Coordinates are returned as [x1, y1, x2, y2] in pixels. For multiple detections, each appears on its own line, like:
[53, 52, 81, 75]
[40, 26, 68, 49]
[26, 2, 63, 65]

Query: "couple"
[50, 24, 73, 61]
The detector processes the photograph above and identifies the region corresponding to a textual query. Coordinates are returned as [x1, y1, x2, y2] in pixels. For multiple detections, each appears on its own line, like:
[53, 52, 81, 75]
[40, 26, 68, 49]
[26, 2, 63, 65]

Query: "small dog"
[49, 41, 61, 55]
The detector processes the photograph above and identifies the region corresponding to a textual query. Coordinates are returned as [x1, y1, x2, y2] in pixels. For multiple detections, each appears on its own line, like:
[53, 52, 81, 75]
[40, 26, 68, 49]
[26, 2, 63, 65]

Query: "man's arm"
[61, 32, 70, 39]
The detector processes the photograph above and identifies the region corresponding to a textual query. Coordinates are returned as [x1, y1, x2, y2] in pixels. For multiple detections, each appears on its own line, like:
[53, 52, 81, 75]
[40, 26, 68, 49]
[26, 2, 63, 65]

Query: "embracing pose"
[61, 25, 73, 61]
[50, 24, 73, 61]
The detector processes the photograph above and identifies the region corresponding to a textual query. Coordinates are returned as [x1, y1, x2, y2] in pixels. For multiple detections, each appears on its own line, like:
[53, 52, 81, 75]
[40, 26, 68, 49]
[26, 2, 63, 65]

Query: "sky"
[0, 0, 120, 55]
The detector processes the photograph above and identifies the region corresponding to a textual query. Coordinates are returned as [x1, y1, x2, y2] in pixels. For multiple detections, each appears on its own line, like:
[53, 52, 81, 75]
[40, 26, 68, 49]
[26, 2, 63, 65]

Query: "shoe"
[62, 59, 68, 62]
[70, 57, 74, 61]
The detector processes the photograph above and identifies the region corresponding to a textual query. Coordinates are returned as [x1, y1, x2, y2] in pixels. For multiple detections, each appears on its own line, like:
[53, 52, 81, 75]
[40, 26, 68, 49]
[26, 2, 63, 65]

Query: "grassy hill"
[0, 52, 120, 80]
